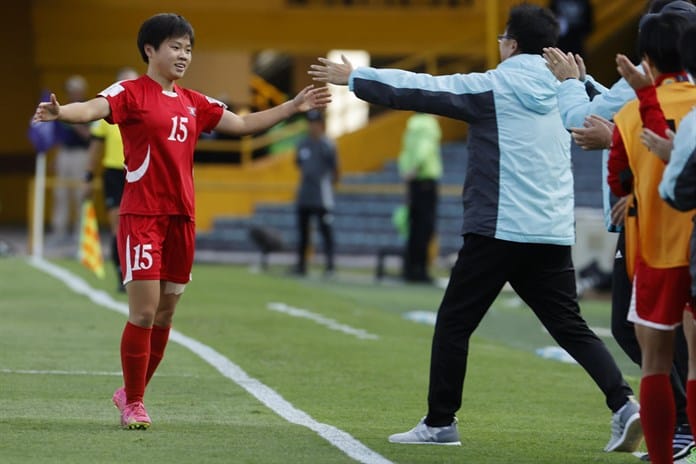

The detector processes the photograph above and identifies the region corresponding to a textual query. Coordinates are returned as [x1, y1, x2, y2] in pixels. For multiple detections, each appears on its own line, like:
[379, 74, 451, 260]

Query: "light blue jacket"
[349, 54, 575, 245]
[659, 108, 696, 211]
[556, 72, 641, 232]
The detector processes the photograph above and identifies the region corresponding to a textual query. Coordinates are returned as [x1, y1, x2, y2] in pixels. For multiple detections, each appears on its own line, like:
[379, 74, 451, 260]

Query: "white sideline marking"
[28, 257, 393, 464]
[0, 368, 194, 378]
[404, 310, 615, 338]
[0, 368, 122, 376]
[267, 302, 379, 340]
[589, 326, 613, 338]
[402, 310, 437, 326]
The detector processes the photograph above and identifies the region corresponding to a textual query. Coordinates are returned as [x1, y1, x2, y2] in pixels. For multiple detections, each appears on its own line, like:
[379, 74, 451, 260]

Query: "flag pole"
[31, 151, 46, 259]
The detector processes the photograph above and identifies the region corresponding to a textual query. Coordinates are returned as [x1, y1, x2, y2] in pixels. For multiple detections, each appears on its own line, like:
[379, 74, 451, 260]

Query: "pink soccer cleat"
[120, 401, 151, 430]
[112, 387, 127, 413]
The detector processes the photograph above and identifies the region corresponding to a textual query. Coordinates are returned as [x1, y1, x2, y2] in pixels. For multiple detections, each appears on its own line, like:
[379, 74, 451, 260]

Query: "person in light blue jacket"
[311, 2, 640, 453]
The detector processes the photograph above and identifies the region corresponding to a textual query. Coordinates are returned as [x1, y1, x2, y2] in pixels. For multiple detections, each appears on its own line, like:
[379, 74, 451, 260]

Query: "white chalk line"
[0, 368, 122, 376]
[403, 310, 614, 338]
[0, 368, 196, 378]
[27, 257, 393, 464]
[267, 302, 379, 340]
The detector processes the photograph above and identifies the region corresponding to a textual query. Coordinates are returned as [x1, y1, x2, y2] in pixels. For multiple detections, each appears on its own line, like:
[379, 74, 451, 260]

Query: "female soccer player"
[33, 12, 331, 429]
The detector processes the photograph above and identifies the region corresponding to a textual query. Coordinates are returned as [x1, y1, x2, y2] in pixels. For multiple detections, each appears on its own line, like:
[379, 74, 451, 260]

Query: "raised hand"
[293, 85, 332, 112]
[574, 53, 586, 82]
[542, 47, 580, 81]
[33, 93, 60, 122]
[308, 54, 354, 86]
[616, 54, 653, 91]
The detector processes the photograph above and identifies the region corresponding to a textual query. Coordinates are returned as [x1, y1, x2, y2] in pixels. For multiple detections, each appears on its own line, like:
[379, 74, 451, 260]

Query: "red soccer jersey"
[99, 75, 225, 219]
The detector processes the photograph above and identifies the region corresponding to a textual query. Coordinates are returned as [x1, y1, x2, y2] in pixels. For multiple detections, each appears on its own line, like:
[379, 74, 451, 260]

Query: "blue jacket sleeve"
[659, 110, 696, 211]
[558, 75, 635, 129]
[348, 67, 494, 123]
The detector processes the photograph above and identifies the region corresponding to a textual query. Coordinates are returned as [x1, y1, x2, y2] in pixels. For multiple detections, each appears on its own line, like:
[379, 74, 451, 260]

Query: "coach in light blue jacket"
[352, 45, 575, 246]
[310, 2, 638, 453]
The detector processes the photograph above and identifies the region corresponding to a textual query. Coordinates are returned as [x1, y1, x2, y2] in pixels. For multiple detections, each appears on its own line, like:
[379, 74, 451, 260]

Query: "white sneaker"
[676, 447, 696, 463]
[605, 397, 643, 452]
[388, 417, 461, 445]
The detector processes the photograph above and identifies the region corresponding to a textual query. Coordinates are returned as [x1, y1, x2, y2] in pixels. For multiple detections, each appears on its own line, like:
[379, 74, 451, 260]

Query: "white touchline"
[267, 302, 379, 340]
[0, 368, 196, 378]
[28, 257, 393, 464]
[0, 368, 122, 376]
[403, 310, 615, 339]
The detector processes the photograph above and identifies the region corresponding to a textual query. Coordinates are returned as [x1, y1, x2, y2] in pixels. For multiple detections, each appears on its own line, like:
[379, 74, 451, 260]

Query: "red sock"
[687, 380, 696, 441]
[640, 374, 676, 464]
[146, 325, 171, 384]
[120, 322, 152, 404]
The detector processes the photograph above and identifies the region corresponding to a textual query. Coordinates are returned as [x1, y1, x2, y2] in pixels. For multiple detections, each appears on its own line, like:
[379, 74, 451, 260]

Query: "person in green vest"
[398, 112, 442, 283]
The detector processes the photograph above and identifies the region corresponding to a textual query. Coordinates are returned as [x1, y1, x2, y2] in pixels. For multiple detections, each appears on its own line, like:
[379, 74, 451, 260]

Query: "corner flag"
[78, 201, 105, 279]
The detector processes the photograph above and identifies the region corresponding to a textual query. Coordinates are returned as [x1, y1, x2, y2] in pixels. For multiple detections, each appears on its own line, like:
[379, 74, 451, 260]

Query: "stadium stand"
[195, 141, 603, 261]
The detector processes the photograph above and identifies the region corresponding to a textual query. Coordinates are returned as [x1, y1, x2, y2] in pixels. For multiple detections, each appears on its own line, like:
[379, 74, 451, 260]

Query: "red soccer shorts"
[628, 254, 692, 330]
[118, 214, 195, 284]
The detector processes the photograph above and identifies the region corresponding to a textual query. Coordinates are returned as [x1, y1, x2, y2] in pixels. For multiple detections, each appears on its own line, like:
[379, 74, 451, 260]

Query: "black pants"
[425, 234, 634, 426]
[404, 179, 438, 281]
[610, 230, 689, 427]
[296, 206, 334, 272]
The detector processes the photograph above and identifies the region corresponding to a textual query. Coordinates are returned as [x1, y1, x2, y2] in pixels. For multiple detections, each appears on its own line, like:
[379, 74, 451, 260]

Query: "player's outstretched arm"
[33, 94, 110, 124]
[215, 85, 331, 136]
[309, 54, 354, 86]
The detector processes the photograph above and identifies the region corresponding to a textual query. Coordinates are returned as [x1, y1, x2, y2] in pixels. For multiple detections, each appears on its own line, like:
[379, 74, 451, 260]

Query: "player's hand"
[616, 54, 653, 91]
[574, 53, 586, 82]
[571, 114, 614, 150]
[292, 85, 332, 112]
[640, 127, 674, 162]
[611, 195, 629, 227]
[309, 54, 354, 86]
[33, 93, 60, 122]
[543, 47, 580, 81]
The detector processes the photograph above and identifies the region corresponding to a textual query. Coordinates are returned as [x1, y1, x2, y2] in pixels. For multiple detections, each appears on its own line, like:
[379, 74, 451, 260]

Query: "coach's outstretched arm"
[309, 55, 354, 86]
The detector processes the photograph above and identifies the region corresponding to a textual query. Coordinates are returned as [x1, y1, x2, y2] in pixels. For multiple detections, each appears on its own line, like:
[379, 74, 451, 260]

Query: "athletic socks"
[120, 322, 152, 404]
[146, 324, 171, 384]
[640, 374, 676, 464]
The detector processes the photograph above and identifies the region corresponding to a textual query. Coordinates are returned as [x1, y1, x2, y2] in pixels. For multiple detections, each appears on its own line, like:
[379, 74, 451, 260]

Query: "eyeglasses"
[497, 34, 512, 42]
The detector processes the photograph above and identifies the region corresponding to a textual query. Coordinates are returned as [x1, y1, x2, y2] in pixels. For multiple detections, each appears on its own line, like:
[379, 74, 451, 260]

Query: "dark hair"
[647, 0, 696, 14]
[137, 13, 194, 64]
[638, 13, 689, 73]
[679, 23, 696, 75]
[505, 3, 559, 55]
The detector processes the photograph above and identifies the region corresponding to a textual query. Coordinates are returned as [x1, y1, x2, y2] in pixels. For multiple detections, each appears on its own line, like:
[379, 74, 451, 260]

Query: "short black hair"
[638, 13, 689, 73]
[505, 3, 559, 55]
[647, 0, 696, 14]
[137, 13, 194, 64]
[679, 23, 696, 75]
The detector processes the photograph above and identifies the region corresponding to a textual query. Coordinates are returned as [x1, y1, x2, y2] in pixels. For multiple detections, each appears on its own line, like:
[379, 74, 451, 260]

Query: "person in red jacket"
[608, 13, 696, 464]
